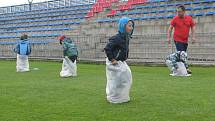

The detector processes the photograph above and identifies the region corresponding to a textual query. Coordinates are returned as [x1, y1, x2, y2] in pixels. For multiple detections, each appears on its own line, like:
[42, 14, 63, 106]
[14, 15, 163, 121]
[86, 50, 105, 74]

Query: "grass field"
[0, 60, 215, 121]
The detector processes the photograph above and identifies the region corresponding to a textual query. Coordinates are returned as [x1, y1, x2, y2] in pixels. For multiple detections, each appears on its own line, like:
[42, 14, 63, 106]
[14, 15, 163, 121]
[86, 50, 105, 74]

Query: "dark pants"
[68, 56, 77, 63]
[174, 41, 188, 52]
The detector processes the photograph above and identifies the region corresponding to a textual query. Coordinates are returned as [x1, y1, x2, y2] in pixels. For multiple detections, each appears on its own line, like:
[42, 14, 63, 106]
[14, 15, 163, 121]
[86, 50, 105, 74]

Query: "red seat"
[110, 0, 119, 3]
[107, 9, 117, 17]
[119, 4, 132, 11]
[103, 2, 111, 8]
[85, 11, 94, 18]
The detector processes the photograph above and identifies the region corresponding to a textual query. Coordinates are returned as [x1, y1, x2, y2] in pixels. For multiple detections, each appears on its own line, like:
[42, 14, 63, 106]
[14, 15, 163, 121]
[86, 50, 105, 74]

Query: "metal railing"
[0, 0, 96, 14]
[1, 33, 215, 65]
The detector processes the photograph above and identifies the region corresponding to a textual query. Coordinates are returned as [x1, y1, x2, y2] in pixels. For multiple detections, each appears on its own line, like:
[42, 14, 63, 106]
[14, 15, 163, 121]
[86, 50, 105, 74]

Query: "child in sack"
[58, 35, 78, 77]
[104, 17, 134, 103]
[14, 34, 31, 72]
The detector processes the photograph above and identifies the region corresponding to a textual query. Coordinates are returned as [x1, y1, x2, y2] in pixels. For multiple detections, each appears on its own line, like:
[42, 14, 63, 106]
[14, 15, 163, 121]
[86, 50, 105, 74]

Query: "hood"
[118, 17, 134, 35]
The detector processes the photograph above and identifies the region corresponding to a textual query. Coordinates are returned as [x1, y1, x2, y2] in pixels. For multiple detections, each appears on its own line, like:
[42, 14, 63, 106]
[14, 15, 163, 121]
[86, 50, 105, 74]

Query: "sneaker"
[187, 69, 192, 74]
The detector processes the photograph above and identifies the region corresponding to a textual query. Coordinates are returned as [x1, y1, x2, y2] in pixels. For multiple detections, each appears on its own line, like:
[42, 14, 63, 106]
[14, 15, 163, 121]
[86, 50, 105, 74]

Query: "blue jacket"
[14, 39, 31, 55]
[104, 17, 134, 62]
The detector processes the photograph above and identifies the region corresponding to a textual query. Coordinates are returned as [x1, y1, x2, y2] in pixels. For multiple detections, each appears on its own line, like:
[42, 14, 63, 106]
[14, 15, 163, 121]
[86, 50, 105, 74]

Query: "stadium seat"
[192, 1, 201, 4]
[107, 10, 117, 17]
[193, 6, 202, 10]
[186, 7, 193, 11]
[203, 6, 213, 9]
[205, 11, 215, 15]
[166, 14, 175, 19]
[194, 12, 205, 17]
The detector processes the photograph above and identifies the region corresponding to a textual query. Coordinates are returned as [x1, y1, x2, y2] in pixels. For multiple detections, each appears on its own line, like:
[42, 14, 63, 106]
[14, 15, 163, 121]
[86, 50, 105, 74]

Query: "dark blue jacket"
[104, 17, 134, 62]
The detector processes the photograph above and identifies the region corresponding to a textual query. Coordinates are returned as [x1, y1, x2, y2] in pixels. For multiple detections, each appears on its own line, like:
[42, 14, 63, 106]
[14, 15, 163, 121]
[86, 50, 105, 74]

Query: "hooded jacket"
[104, 17, 134, 62]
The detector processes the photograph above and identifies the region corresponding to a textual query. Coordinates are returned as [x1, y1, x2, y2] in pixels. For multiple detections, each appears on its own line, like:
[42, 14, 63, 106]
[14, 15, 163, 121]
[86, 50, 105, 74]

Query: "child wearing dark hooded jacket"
[104, 17, 134, 104]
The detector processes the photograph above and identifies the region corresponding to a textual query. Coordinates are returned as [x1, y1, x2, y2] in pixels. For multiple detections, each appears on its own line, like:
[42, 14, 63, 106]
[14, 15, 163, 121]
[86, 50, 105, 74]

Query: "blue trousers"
[174, 41, 188, 51]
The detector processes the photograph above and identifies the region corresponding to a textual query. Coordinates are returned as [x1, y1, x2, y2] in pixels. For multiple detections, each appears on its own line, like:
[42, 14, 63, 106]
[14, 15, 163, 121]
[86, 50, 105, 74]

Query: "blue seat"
[102, 19, 112, 23]
[167, 3, 177, 7]
[138, 17, 147, 21]
[166, 9, 176, 13]
[0, 42, 16, 45]
[158, 10, 165, 13]
[203, 6, 213, 9]
[166, 14, 175, 19]
[157, 4, 167, 7]
[182, 1, 192, 5]
[192, 1, 201, 4]
[206, 11, 215, 15]
[149, 16, 156, 20]
[111, 19, 119, 22]
[0, 36, 17, 39]
[96, 20, 105, 23]
[144, 16, 150, 20]
[193, 6, 202, 10]
[186, 7, 193, 11]
[30, 41, 49, 44]
[157, 16, 165, 19]
[187, 13, 194, 17]
[202, 0, 212, 3]
[151, 10, 157, 13]
[194, 12, 205, 17]
[142, 11, 150, 14]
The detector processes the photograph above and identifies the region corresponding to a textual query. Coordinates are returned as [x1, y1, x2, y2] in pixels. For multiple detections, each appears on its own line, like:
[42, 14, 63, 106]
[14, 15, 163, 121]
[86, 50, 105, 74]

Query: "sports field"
[0, 60, 215, 121]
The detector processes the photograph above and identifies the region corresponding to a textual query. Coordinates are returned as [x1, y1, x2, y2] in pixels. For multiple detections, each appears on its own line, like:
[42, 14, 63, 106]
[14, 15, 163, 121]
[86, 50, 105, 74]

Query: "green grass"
[0, 60, 215, 121]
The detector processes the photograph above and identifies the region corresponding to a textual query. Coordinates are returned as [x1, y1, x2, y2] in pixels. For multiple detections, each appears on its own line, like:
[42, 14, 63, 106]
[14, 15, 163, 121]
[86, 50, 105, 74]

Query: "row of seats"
[116, 6, 215, 16]
[148, 0, 215, 4]
[0, 7, 91, 20]
[0, 11, 88, 21]
[0, 40, 57, 45]
[0, 3, 93, 16]
[0, 16, 85, 25]
[0, 28, 73, 34]
[95, 0, 215, 22]
[0, 3, 90, 40]
[0, 21, 81, 29]
[97, 11, 215, 23]
[0, 34, 60, 39]
[113, 0, 215, 16]
[134, 3, 215, 10]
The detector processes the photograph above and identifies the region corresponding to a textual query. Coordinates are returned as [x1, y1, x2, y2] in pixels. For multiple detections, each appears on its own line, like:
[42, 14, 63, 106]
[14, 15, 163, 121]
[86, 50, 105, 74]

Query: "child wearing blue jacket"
[104, 17, 134, 103]
[14, 34, 31, 72]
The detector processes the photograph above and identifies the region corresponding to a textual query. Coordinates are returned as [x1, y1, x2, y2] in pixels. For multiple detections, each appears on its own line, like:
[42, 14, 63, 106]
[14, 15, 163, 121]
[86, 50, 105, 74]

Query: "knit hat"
[58, 35, 66, 44]
[58, 35, 66, 41]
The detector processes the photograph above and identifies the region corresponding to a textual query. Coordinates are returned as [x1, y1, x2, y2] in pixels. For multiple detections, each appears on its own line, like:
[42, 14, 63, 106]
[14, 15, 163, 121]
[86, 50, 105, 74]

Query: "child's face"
[125, 21, 133, 34]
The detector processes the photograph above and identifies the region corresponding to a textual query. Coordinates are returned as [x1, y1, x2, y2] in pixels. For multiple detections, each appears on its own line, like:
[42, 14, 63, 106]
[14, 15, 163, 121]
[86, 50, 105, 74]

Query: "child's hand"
[111, 59, 118, 65]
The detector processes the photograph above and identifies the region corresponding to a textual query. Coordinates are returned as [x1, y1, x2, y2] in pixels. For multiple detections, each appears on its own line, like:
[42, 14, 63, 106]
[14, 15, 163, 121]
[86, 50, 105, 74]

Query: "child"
[14, 34, 31, 72]
[58, 35, 78, 77]
[165, 51, 191, 76]
[104, 17, 134, 103]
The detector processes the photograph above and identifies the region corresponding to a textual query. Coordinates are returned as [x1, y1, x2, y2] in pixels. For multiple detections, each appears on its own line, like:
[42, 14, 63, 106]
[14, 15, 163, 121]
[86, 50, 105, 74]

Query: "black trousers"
[174, 41, 188, 52]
